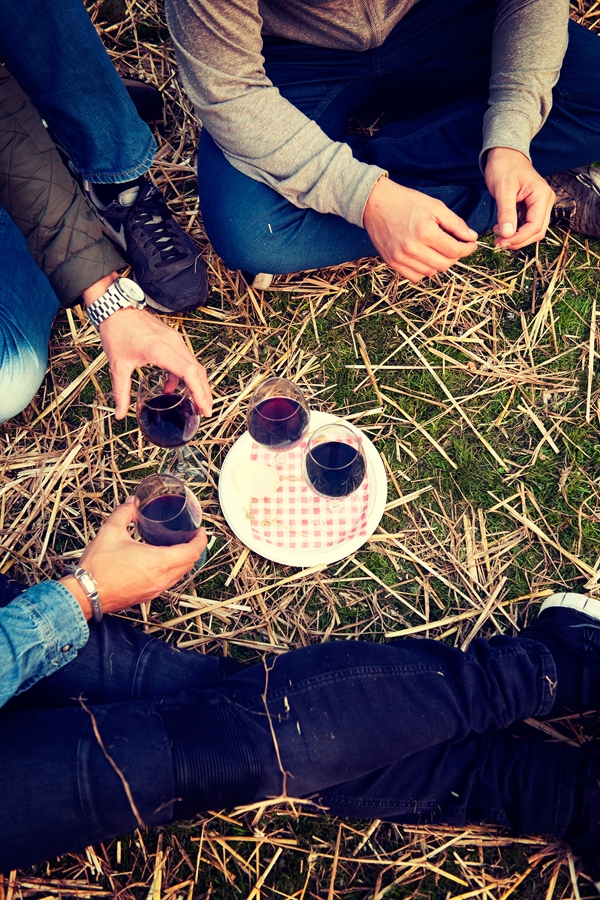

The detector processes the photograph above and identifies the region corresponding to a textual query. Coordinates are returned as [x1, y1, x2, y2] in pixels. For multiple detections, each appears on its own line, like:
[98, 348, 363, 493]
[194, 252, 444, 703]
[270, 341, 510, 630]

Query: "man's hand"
[363, 177, 478, 281]
[59, 498, 207, 619]
[484, 147, 556, 251]
[82, 274, 212, 419]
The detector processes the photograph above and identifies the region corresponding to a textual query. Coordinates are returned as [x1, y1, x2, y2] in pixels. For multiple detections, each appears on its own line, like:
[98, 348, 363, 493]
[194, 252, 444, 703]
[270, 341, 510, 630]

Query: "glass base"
[311, 494, 363, 534]
[160, 445, 207, 486]
[193, 546, 209, 571]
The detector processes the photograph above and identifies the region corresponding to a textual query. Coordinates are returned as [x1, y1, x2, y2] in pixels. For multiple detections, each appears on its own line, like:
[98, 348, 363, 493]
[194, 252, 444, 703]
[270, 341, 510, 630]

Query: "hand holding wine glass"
[59, 498, 207, 620]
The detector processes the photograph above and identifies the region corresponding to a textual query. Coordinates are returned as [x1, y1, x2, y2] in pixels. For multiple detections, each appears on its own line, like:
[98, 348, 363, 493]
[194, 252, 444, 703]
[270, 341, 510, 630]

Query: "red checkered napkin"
[248, 438, 369, 550]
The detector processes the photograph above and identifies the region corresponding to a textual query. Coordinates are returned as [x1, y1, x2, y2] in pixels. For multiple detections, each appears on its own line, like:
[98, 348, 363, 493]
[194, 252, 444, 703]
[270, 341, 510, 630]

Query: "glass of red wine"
[137, 369, 205, 482]
[134, 473, 208, 568]
[246, 377, 310, 461]
[302, 423, 367, 526]
[135, 473, 202, 545]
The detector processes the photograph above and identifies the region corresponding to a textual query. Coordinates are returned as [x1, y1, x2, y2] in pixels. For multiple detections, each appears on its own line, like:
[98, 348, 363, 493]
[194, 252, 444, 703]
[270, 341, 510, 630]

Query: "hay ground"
[2, 0, 600, 897]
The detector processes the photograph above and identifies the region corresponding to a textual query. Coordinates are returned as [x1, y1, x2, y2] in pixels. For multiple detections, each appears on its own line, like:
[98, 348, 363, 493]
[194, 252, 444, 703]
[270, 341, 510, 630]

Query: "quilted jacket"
[0, 64, 123, 307]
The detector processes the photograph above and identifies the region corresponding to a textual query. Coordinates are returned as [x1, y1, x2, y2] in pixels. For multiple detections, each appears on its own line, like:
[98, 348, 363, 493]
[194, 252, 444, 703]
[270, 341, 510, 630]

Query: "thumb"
[494, 186, 518, 239]
[111, 366, 133, 419]
[104, 497, 137, 532]
[436, 206, 478, 243]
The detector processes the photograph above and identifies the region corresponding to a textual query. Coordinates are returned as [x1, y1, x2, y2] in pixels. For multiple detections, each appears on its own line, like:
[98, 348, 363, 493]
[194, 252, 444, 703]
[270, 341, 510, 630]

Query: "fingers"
[436, 207, 479, 245]
[103, 498, 138, 532]
[158, 527, 208, 580]
[389, 230, 477, 281]
[164, 371, 180, 393]
[154, 345, 213, 417]
[495, 188, 555, 250]
[181, 363, 213, 417]
[187, 526, 208, 560]
[111, 365, 133, 420]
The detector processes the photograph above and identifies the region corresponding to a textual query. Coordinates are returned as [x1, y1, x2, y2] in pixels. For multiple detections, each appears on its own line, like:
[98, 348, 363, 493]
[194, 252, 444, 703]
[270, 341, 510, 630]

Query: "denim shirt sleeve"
[0, 581, 89, 708]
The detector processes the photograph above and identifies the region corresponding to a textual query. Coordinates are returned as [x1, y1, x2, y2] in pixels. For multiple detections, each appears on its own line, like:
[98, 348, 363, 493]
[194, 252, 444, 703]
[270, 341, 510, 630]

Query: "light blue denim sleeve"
[0, 581, 89, 708]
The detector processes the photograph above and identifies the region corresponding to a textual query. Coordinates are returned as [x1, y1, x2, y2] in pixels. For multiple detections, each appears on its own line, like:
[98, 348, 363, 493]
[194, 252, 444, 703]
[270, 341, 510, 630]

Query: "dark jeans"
[0, 616, 580, 871]
[198, 0, 600, 274]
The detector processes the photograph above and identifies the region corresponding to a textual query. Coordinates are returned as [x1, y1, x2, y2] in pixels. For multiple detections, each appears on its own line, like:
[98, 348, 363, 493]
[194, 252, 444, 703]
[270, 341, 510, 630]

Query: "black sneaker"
[0, 573, 26, 609]
[519, 592, 600, 714]
[83, 178, 208, 313]
[547, 166, 600, 238]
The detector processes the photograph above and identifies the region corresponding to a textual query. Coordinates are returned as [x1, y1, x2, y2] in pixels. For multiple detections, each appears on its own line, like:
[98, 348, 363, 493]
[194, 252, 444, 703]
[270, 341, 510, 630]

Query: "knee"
[202, 180, 297, 275]
[0, 335, 47, 422]
[198, 130, 305, 274]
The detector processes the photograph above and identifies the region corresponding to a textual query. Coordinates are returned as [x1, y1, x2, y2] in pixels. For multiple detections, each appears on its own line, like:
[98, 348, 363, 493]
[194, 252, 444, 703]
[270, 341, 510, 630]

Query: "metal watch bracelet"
[62, 565, 103, 623]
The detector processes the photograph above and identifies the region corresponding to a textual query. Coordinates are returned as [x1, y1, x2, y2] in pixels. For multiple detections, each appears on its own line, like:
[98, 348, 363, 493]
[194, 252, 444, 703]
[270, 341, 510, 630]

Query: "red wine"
[305, 441, 366, 498]
[247, 397, 309, 451]
[139, 393, 199, 448]
[138, 493, 201, 546]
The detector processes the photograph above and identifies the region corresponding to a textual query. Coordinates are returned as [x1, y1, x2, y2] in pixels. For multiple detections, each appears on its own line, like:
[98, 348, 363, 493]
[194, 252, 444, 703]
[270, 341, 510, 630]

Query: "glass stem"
[175, 447, 185, 473]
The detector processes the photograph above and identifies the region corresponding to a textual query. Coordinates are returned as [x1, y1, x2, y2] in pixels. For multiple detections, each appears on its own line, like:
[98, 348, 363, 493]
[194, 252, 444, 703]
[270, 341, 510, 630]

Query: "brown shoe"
[547, 165, 600, 237]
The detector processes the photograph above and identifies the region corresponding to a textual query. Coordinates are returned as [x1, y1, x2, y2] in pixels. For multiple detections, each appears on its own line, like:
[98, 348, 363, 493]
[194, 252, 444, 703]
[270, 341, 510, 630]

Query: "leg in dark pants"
[0, 629, 563, 869]
[318, 724, 577, 838]
[198, 0, 600, 274]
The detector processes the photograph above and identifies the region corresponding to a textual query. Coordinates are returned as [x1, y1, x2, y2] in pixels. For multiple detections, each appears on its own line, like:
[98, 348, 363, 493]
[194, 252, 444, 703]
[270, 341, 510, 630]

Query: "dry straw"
[1, 0, 600, 897]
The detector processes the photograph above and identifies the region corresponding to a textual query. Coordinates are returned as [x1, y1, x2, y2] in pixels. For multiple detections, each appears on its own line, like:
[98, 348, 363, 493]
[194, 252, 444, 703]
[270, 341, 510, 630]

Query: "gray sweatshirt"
[166, 0, 569, 228]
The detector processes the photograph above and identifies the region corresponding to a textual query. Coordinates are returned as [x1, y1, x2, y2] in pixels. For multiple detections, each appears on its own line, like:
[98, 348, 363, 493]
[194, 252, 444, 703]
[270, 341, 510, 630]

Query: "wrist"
[83, 271, 119, 308]
[59, 575, 93, 621]
[486, 146, 530, 166]
[363, 173, 396, 229]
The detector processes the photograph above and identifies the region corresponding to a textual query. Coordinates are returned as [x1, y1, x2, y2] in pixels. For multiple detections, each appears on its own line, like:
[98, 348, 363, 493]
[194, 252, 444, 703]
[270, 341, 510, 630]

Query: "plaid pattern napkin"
[248, 438, 369, 550]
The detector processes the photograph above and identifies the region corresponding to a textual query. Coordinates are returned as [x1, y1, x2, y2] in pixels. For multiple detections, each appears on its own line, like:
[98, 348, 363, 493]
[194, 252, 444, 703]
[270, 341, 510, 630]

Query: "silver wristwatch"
[85, 276, 146, 329]
[62, 565, 103, 623]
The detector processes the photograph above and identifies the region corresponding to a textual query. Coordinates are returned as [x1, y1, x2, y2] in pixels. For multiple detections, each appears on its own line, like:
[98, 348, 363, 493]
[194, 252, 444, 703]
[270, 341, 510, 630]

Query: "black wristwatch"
[85, 276, 146, 329]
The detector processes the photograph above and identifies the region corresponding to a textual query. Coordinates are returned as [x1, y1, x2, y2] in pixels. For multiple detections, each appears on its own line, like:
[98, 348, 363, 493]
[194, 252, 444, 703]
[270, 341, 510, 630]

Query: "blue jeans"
[0, 0, 155, 183]
[0, 615, 579, 870]
[0, 0, 157, 420]
[0, 209, 60, 422]
[198, 0, 600, 273]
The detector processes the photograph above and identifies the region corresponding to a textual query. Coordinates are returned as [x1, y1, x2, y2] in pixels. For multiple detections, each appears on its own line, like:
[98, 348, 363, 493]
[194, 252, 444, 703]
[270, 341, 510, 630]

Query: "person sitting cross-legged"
[3, 498, 600, 892]
[165, 0, 600, 286]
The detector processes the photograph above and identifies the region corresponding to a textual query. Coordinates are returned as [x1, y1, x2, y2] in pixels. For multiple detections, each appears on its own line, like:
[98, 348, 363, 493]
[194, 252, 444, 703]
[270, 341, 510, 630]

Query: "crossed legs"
[198, 0, 600, 274]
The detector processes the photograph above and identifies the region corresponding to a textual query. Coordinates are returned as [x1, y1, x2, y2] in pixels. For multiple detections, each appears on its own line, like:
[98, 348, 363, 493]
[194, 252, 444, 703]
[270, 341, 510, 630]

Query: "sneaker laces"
[129, 190, 189, 268]
[573, 167, 600, 198]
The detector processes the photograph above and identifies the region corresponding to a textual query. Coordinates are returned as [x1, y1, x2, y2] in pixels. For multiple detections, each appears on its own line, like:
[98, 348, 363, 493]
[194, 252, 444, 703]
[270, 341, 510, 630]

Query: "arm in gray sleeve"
[481, 0, 569, 162]
[165, 0, 385, 227]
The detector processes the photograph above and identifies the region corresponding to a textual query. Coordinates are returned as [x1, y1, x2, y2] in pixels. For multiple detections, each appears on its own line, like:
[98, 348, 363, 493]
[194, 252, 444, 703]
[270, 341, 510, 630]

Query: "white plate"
[218, 411, 387, 566]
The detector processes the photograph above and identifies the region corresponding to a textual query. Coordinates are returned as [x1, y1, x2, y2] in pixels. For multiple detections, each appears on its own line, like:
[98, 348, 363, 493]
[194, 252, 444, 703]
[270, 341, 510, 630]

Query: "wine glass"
[246, 377, 310, 462]
[302, 423, 367, 527]
[134, 473, 208, 566]
[137, 368, 205, 482]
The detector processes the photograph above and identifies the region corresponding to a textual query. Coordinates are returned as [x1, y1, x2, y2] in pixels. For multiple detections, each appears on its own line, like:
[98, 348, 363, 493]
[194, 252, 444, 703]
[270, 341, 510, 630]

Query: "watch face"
[117, 277, 145, 305]
[79, 571, 97, 593]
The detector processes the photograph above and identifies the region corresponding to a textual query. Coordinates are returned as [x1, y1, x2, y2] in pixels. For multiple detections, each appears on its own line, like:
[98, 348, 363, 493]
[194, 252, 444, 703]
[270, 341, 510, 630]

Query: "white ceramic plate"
[218, 411, 387, 566]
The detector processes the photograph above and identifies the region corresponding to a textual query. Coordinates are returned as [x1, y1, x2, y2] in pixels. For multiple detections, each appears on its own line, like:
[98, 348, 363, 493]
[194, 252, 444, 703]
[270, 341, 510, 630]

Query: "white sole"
[242, 272, 273, 290]
[540, 592, 600, 621]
